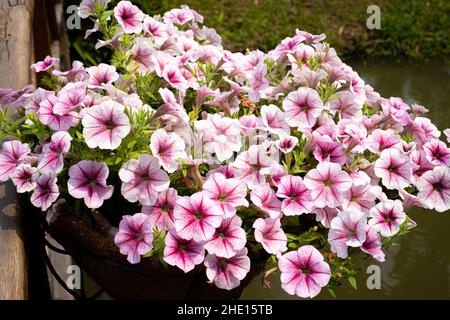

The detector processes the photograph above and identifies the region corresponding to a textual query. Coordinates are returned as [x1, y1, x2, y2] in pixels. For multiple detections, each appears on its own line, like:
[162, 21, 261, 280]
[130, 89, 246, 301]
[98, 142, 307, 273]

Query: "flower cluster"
[0, 1, 449, 298]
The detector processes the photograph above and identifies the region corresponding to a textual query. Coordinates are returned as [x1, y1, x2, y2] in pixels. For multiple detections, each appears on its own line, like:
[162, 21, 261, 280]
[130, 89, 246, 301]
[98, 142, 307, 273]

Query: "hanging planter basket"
[43, 204, 267, 300]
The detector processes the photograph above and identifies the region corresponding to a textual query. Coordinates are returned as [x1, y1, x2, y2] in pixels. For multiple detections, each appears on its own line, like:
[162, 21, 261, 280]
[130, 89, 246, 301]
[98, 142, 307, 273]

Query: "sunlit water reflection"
[241, 61, 450, 300]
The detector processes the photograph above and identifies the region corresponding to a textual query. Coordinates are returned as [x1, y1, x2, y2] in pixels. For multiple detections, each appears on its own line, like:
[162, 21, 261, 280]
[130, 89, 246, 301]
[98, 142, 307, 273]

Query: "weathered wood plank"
[0, 0, 35, 89]
[0, 0, 35, 300]
[0, 183, 27, 299]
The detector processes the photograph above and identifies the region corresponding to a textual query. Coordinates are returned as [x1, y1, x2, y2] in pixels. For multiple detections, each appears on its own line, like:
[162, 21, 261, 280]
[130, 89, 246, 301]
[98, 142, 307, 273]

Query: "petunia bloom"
[195, 114, 242, 162]
[278, 245, 331, 298]
[250, 183, 282, 218]
[328, 210, 367, 258]
[203, 172, 248, 218]
[276, 135, 298, 154]
[369, 199, 406, 237]
[0, 140, 30, 182]
[253, 217, 287, 254]
[31, 56, 59, 72]
[423, 139, 450, 166]
[282, 87, 323, 128]
[204, 215, 247, 258]
[150, 128, 187, 173]
[11, 164, 37, 193]
[67, 160, 114, 209]
[37, 131, 72, 175]
[119, 154, 170, 206]
[142, 188, 177, 231]
[416, 166, 450, 212]
[30, 174, 59, 211]
[366, 129, 401, 155]
[204, 247, 251, 290]
[360, 225, 385, 262]
[312, 135, 347, 166]
[82, 100, 131, 150]
[174, 192, 223, 242]
[114, 213, 153, 264]
[276, 175, 312, 216]
[114, 0, 144, 34]
[260, 104, 290, 135]
[374, 148, 412, 190]
[163, 230, 205, 273]
[328, 91, 362, 121]
[53, 82, 86, 115]
[231, 145, 275, 189]
[304, 162, 352, 208]
[86, 63, 119, 88]
[38, 93, 79, 131]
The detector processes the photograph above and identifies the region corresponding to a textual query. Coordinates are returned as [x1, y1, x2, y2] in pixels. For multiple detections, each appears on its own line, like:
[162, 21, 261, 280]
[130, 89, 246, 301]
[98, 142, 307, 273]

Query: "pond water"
[241, 61, 450, 300]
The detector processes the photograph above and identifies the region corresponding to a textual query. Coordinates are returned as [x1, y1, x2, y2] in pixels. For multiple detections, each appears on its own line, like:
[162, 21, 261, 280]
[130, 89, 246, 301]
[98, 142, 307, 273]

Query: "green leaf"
[328, 287, 337, 298]
[348, 276, 357, 290]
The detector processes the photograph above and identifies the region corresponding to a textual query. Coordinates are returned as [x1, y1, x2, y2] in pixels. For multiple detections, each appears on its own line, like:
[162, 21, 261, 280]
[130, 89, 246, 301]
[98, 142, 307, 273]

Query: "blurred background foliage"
[64, 0, 450, 66]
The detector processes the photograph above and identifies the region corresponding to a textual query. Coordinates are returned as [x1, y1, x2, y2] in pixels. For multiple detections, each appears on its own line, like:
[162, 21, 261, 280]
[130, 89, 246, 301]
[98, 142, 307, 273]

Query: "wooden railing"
[0, 0, 71, 300]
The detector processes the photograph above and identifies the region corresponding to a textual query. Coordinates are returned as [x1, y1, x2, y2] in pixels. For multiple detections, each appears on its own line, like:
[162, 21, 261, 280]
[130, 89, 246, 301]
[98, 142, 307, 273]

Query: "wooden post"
[0, 0, 35, 300]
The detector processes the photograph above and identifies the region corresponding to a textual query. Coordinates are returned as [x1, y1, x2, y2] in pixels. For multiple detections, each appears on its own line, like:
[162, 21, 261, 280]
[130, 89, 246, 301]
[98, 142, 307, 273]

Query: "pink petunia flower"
[366, 129, 401, 155]
[163, 230, 205, 273]
[416, 166, 450, 212]
[114, 213, 153, 264]
[37, 131, 72, 175]
[78, 0, 111, 18]
[444, 128, 450, 144]
[142, 188, 177, 231]
[423, 139, 450, 166]
[360, 225, 385, 262]
[282, 87, 323, 128]
[0, 140, 30, 182]
[250, 183, 282, 218]
[119, 154, 170, 206]
[203, 173, 249, 218]
[195, 114, 242, 162]
[150, 128, 187, 173]
[312, 135, 347, 166]
[328, 210, 367, 258]
[328, 91, 362, 121]
[204, 247, 251, 290]
[304, 162, 352, 208]
[260, 104, 290, 135]
[409, 117, 441, 147]
[410, 150, 434, 184]
[162, 63, 188, 91]
[174, 192, 223, 242]
[53, 82, 86, 115]
[204, 215, 247, 258]
[248, 64, 269, 102]
[231, 145, 276, 189]
[313, 207, 339, 228]
[374, 148, 412, 190]
[163, 7, 195, 25]
[342, 184, 377, 214]
[67, 160, 114, 209]
[38, 93, 79, 131]
[82, 100, 131, 150]
[11, 164, 37, 193]
[369, 199, 406, 237]
[114, 1, 144, 34]
[278, 245, 331, 298]
[30, 56, 59, 72]
[143, 16, 167, 44]
[86, 63, 119, 88]
[30, 174, 59, 211]
[276, 135, 298, 154]
[276, 175, 312, 216]
[253, 217, 287, 254]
